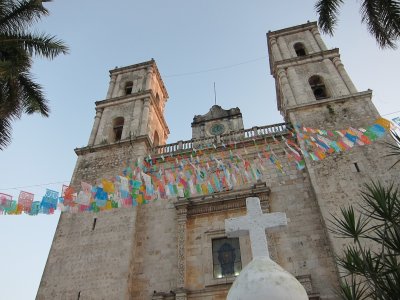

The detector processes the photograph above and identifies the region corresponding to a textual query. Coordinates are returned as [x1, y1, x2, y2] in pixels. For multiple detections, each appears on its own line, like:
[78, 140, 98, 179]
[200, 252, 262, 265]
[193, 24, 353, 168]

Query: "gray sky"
[0, 1, 399, 299]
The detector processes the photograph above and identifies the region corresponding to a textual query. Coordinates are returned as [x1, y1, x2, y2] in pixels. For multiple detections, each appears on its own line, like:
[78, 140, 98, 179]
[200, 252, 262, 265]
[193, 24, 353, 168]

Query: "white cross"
[225, 197, 287, 258]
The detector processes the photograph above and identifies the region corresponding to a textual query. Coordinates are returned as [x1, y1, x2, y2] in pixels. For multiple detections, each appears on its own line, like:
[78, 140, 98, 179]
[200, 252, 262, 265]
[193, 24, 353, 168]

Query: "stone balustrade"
[151, 122, 290, 155]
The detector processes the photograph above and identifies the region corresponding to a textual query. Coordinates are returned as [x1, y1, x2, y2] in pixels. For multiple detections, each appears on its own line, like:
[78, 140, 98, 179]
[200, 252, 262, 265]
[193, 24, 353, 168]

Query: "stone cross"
[225, 197, 287, 258]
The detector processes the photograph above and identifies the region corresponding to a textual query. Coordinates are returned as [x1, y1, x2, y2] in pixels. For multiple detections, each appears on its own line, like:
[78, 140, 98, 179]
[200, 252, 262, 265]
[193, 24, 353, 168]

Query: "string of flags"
[0, 118, 394, 216]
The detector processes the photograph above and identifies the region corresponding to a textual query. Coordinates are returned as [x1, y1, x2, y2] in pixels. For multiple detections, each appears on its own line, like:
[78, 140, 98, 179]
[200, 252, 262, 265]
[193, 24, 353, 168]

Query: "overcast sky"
[1, 1, 399, 299]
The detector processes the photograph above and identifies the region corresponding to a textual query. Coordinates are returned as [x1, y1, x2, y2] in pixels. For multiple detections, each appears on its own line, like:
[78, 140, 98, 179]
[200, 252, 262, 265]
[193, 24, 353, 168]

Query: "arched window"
[112, 117, 124, 142]
[153, 131, 159, 147]
[294, 42, 306, 57]
[309, 75, 328, 100]
[125, 81, 133, 95]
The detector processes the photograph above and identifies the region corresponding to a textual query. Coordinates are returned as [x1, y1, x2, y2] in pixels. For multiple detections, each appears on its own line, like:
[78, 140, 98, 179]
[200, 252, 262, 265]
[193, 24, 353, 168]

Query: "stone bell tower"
[72, 59, 170, 183]
[267, 22, 398, 259]
[37, 60, 172, 299]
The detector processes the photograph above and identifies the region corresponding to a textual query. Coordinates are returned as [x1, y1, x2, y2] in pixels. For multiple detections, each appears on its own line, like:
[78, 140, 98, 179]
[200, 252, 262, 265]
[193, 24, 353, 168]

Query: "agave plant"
[330, 182, 400, 299]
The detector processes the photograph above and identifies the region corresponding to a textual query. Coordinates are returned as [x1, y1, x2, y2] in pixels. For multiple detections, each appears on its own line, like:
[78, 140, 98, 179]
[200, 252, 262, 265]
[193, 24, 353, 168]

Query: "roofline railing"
[151, 122, 290, 155]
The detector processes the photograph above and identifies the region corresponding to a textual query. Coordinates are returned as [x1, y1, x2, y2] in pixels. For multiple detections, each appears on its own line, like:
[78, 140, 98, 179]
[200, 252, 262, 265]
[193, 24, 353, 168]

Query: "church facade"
[37, 22, 398, 300]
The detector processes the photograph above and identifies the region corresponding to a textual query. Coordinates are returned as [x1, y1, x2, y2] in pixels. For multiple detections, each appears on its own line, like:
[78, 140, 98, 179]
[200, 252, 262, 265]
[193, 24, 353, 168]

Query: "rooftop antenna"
[214, 82, 217, 106]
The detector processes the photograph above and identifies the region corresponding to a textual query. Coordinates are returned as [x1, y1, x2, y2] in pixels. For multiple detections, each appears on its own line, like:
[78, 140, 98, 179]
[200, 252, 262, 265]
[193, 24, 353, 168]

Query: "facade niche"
[294, 42, 306, 57]
[153, 131, 159, 147]
[125, 81, 133, 95]
[309, 75, 328, 100]
[212, 237, 242, 279]
[112, 117, 124, 142]
[155, 93, 161, 109]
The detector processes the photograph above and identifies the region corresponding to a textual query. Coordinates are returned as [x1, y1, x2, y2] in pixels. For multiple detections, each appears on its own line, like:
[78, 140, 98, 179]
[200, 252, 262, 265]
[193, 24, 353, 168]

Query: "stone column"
[176, 206, 187, 290]
[140, 98, 151, 136]
[88, 108, 103, 146]
[333, 57, 358, 94]
[106, 74, 117, 99]
[277, 36, 291, 60]
[277, 68, 296, 106]
[323, 58, 350, 96]
[145, 66, 154, 91]
[305, 30, 320, 53]
[311, 27, 328, 51]
[270, 37, 282, 61]
[286, 67, 305, 103]
[132, 99, 143, 137]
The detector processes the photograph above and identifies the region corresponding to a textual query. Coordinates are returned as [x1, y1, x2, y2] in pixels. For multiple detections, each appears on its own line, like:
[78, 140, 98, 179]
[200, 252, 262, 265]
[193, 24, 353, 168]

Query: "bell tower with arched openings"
[88, 59, 169, 148]
[72, 59, 170, 183]
[267, 22, 397, 263]
[267, 21, 363, 125]
[37, 60, 171, 299]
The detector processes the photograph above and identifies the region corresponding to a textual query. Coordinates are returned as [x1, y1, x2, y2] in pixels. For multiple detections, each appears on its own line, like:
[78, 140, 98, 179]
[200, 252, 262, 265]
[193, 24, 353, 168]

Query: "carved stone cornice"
[74, 135, 152, 156]
[173, 182, 270, 217]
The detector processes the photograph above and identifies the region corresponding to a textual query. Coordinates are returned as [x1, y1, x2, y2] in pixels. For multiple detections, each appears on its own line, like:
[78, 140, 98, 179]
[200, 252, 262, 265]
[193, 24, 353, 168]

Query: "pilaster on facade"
[176, 206, 187, 289]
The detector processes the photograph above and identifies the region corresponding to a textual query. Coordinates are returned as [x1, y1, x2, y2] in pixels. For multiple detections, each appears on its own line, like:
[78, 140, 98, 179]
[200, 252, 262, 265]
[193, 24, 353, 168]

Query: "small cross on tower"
[225, 197, 287, 258]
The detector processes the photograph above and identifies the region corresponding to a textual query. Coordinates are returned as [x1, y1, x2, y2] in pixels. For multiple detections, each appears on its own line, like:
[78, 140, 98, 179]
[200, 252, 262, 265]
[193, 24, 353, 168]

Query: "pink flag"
[0, 193, 13, 214]
[18, 191, 34, 213]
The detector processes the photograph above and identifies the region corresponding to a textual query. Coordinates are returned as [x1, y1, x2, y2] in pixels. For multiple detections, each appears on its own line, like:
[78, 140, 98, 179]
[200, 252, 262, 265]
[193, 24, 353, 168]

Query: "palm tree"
[315, 0, 400, 49]
[0, 0, 68, 150]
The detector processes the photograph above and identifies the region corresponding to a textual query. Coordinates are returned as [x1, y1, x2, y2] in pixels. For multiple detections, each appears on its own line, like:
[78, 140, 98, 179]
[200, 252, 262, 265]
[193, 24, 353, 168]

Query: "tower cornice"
[74, 135, 152, 156]
[109, 59, 169, 100]
[267, 21, 318, 38]
[271, 49, 339, 76]
[282, 90, 373, 119]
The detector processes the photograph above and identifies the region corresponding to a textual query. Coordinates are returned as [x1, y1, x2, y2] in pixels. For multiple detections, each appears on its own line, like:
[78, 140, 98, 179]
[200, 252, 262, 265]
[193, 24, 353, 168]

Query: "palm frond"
[1, 31, 69, 59]
[0, 77, 22, 119]
[315, 0, 344, 35]
[360, 0, 399, 49]
[0, 38, 32, 78]
[0, 0, 49, 34]
[377, 0, 400, 34]
[18, 72, 48, 116]
[0, 115, 13, 150]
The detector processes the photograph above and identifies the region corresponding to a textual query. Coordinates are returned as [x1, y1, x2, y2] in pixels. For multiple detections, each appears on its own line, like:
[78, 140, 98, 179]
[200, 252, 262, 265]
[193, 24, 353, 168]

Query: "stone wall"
[129, 199, 178, 299]
[38, 134, 344, 299]
[36, 208, 138, 300]
[288, 95, 399, 263]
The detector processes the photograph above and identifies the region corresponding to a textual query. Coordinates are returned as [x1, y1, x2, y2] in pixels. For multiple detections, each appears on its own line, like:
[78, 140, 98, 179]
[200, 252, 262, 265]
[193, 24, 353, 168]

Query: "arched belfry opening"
[125, 81, 133, 95]
[294, 42, 306, 57]
[309, 75, 328, 100]
[112, 117, 124, 142]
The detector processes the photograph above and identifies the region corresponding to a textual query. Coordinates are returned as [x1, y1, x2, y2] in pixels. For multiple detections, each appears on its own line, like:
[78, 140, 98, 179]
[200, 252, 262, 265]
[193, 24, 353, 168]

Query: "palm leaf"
[360, 0, 399, 49]
[1, 31, 69, 59]
[0, 0, 49, 34]
[315, 0, 344, 35]
[0, 115, 12, 150]
[18, 72, 48, 116]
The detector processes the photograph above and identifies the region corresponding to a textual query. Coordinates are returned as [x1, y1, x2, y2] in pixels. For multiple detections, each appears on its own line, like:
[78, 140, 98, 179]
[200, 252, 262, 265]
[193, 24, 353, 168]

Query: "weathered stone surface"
[37, 22, 399, 300]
